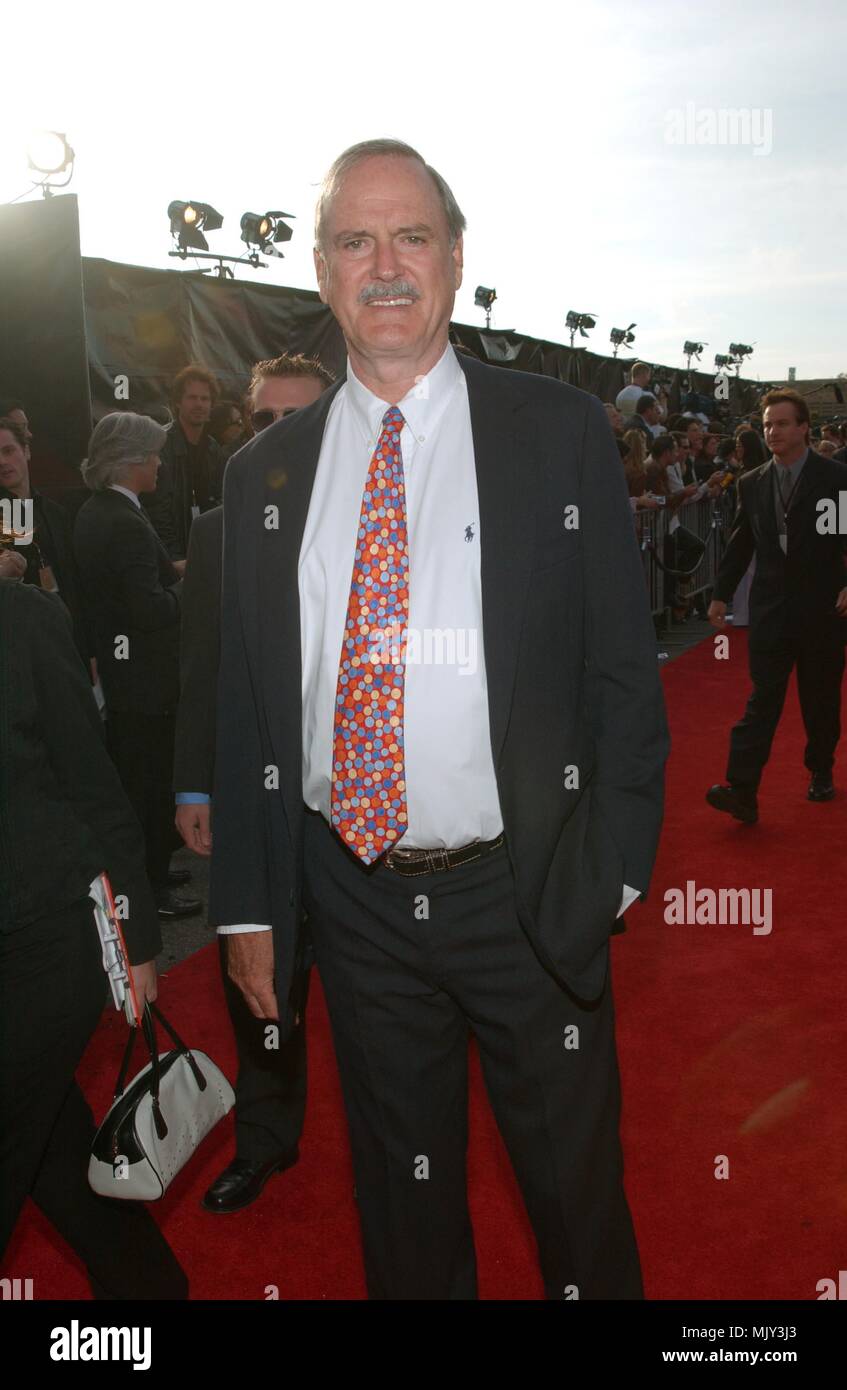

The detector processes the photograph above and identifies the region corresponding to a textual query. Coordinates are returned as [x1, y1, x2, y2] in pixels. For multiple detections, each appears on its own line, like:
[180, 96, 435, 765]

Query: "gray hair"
[81, 412, 167, 491]
[314, 138, 466, 255]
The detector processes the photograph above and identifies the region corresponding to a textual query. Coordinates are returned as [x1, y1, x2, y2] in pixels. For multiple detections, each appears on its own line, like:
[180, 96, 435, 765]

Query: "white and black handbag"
[89, 1003, 234, 1201]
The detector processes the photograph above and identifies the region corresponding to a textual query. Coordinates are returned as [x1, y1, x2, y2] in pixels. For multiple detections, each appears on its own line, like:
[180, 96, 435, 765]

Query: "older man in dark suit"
[74, 413, 200, 919]
[707, 388, 847, 819]
[210, 139, 669, 1299]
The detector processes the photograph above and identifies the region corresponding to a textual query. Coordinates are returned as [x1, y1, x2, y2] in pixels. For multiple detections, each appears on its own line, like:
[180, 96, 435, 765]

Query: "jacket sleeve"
[208, 455, 273, 928]
[112, 513, 182, 632]
[28, 591, 162, 964]
[580, 394, 671, 903]
[712, 475, 756, 603]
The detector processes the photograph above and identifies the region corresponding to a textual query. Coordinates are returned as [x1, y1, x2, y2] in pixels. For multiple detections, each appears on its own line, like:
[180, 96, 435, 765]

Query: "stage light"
[474, 286, 497, 328]
[566, 310, 596, 347]
[610, 323, 636, 357]
[240, 210, 295, 257]
[26, 130, 74, 176]
[167, 200, 223, 252]
[683, 340, 704, 361]
[714, 354, 732, 369]
[729, 343, 754, 361]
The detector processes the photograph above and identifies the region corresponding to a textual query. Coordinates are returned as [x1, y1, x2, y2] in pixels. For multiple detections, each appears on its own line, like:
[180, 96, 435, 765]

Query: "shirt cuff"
[175, 792, 211, 804]
[217, 923, 272, 935]
[617, 884, 641, 919]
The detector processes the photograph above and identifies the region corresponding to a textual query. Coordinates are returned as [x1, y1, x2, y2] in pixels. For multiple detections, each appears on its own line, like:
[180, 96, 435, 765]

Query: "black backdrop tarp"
[83, 256, 760, 426]
[0, 194, 762, 496]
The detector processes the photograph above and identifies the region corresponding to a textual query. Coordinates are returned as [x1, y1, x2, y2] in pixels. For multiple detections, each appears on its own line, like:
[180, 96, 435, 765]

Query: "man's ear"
[452, 234, 464, 292]
[314, 246, 329, 304]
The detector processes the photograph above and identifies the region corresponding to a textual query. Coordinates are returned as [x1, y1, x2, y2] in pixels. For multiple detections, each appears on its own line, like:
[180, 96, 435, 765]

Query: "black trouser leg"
[303, 808, 640, 1301]
[108, 711, 176, 893]
[726, 641, 795, 791]
[303, 816, 476, 1301]
[0, 899, 187, 1299]
[218, 938, 309, 1164]
[795, 637, 844, 777]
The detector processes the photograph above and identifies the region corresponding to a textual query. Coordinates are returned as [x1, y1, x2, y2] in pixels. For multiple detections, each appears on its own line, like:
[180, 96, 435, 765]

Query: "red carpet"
[5, 628, 846, 1299]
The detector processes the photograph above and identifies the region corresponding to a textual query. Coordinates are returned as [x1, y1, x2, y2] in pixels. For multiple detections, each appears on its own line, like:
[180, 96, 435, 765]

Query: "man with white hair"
[211, 140, 669, 1299]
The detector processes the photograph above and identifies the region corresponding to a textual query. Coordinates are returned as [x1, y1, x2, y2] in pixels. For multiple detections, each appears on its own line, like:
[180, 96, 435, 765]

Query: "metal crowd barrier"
[634, 491, 737, 625]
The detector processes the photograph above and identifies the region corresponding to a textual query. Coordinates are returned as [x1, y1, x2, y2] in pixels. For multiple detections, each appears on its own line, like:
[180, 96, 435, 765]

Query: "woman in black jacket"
[0, 577, 187, 1298]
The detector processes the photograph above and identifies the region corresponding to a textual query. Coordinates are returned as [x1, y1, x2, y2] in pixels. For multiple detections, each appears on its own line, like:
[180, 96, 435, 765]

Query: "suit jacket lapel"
[456, 353, 537, 768]
[255, 380, 345, 844]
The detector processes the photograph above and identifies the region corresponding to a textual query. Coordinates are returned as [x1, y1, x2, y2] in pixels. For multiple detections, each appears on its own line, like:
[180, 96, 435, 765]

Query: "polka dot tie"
[330, 405, 409, 862]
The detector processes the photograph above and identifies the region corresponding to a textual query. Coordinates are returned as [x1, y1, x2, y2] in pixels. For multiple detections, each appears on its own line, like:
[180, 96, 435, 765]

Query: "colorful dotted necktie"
[331, 405, 409, 862]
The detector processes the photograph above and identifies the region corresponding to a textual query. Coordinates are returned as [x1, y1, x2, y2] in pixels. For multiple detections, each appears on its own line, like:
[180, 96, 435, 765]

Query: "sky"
[2, 0, 845, 382]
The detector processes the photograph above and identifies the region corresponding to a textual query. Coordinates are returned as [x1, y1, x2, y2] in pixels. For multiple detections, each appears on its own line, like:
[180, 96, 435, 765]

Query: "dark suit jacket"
[0, 486, 90, 661]
[73, 489, 182, 715]
[209, 350, 670, 1036]
[0, 582, 162, 962]
[173, 504, 222, 794]
[712, 450, 847, 648]
[142, 422, 225, 562]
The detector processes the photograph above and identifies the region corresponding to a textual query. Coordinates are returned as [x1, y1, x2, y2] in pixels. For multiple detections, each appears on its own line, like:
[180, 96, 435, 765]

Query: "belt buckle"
[426, 847, 450, 873]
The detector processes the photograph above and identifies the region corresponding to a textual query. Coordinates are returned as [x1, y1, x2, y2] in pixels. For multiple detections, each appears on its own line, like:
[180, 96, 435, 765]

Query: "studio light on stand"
[25, 130, 75, 197]
[729, 342, 754, 376]
[610, 323, 636, 357]
[683, 339, 706, 374]
[566, 310, 596, 348]
[240, 211, 296, 266]
[474, 286, 497, 329]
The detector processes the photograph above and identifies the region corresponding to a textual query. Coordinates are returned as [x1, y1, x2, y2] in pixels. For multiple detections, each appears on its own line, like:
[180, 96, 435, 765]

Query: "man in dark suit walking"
[210, 139, 669, 1299]
[173, 355, 330, 1214]
[707, 388, 847, 821]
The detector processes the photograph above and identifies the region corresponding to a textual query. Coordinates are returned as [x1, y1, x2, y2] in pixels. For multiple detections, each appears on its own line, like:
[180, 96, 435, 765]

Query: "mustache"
[359, 280, 420, 304]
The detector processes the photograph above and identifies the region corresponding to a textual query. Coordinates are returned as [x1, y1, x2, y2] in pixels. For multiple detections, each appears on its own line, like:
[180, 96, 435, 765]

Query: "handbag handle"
[112, 1002, 206, 1099]
[149, 1003, 207, 1092]
[110, 1004, 167, 1138]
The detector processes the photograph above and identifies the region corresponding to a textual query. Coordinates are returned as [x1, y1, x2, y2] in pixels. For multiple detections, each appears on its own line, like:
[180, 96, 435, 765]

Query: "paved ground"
[157, 619, 716, 970]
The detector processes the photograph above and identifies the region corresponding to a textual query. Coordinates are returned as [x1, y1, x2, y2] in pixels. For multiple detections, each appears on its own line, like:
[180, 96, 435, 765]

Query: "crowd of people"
[599, 362, 847, 623]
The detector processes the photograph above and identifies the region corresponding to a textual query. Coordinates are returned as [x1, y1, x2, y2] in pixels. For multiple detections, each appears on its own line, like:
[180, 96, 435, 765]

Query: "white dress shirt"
[218, 344, 638, 931]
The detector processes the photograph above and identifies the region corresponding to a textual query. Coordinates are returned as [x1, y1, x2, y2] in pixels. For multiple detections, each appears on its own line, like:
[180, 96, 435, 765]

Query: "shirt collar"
[345, 342, 462, 447]
[772, 447, 808, 477]
[109, 483, 141, 508]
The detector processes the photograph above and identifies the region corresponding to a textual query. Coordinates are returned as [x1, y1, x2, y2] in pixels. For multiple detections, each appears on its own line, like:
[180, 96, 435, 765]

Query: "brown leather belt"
[383, 833, 505, 876]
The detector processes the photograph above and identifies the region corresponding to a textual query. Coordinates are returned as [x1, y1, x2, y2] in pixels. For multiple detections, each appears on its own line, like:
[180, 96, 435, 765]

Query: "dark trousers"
[302, 808, 642, 1301]
[0, 898, 187, 1299]
[727, 633, 845, 791]
[218, 939, 309, 1163]
[107, 710, 177, 893]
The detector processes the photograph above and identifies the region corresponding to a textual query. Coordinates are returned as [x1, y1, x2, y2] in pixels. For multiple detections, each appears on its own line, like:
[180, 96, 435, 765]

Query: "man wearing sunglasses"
[173, 352, 333, 1215]
[248, 354, 336, 434]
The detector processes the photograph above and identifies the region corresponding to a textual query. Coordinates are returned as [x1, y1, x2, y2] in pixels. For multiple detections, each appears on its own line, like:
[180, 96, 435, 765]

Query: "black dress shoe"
[156, 890, 202, 919]
[202, 1152, 298, 1214]
[808, 774, 835, 801]
[168, 868, 192, 886]
[705, 783, 759, 823]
